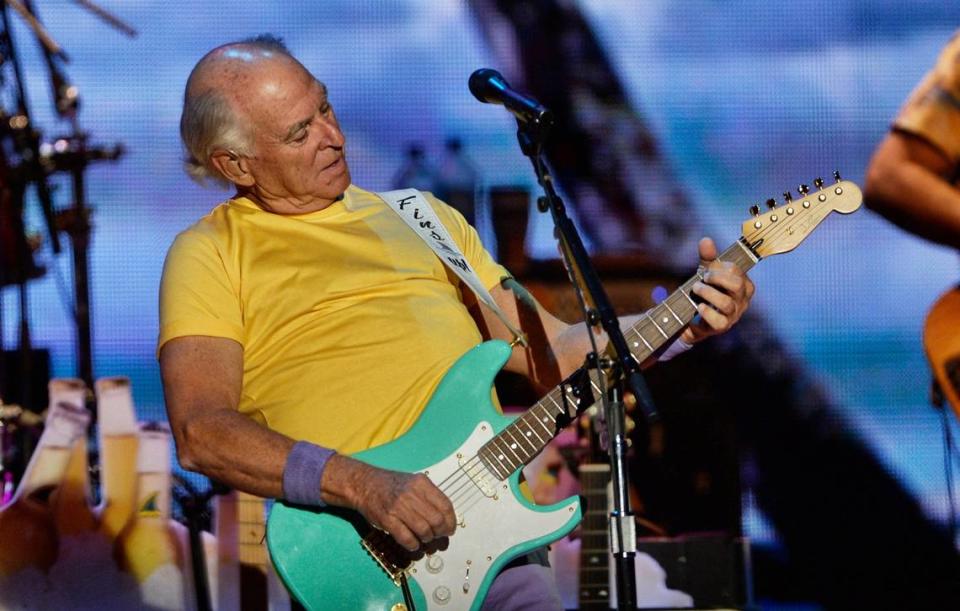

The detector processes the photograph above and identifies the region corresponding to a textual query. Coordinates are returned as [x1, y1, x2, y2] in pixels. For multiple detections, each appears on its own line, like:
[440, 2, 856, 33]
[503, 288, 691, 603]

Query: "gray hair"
[179, 34, 292, 187]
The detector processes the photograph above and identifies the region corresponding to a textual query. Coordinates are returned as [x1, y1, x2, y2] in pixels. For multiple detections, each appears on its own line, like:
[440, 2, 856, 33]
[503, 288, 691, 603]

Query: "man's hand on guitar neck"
[679, 237, 755, 345]
[321, 454, 458, 552]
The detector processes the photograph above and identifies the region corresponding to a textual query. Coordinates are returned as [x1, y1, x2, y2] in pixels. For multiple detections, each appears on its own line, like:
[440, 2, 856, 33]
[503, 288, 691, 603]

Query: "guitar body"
[267, 341, 582, 610]
[924, 285, 960, 417]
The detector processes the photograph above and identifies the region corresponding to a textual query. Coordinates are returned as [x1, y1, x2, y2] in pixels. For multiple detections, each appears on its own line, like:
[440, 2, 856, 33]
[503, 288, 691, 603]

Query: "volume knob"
[433, 586, 452, 604]
[426, 554, 444, 573]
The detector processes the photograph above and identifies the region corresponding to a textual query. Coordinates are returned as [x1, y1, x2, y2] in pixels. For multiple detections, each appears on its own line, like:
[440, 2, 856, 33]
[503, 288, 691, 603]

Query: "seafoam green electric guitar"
[267, 177, 862, 610]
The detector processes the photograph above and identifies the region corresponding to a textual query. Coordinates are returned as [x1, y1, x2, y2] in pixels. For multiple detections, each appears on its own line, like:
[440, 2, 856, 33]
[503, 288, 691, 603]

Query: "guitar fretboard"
[477, 239, 759, 481]
[578, 463, 612, 609]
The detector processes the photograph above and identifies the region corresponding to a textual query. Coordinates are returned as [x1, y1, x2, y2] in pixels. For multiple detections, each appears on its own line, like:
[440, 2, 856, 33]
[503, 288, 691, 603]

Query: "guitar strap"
[377, 188, 527, 347]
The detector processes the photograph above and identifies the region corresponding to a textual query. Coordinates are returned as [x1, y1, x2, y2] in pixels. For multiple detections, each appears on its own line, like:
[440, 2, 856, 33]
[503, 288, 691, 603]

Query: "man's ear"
[210, 149, 255, 187]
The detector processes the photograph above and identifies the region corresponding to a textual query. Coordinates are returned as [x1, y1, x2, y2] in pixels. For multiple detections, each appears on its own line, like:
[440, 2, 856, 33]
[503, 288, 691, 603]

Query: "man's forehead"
[284, 81, 328, 124]
[249, 78, 329, 140]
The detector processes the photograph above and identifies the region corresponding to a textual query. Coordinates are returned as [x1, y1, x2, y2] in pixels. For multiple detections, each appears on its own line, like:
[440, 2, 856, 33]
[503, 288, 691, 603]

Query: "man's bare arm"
[160, 335, 291, 498]
[160, 335, 456, 551]
[865, 131, 960, 249]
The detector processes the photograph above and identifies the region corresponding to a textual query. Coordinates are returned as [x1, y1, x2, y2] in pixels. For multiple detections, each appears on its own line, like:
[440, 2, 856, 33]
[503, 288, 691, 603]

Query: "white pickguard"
[408, 422, 579, 610]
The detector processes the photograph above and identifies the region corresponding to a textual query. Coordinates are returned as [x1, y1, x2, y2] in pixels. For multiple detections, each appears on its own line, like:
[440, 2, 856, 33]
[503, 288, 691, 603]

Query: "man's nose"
[318, 117, 345, 147]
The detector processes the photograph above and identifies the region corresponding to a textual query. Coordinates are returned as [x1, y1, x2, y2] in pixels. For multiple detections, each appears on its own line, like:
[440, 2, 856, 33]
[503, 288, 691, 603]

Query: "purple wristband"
[658, 337, 693, 362]
[282, 441, 336, 506]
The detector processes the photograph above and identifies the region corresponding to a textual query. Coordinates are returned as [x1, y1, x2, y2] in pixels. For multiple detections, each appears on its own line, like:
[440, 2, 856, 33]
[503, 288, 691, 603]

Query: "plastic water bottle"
[392, 143, 438, 193]
[435, 137, 479, 227]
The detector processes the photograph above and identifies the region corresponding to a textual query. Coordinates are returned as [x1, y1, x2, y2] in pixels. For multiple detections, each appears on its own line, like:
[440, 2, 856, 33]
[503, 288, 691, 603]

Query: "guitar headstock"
[741, 174, 862, 258]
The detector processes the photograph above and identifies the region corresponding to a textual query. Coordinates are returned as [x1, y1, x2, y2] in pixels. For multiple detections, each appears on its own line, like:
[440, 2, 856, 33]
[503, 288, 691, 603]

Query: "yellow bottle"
[48, 379, 98, 535]
[113, 423, 184, 584]
[95, 376, 139, 540]
[0, 400, 90, 576]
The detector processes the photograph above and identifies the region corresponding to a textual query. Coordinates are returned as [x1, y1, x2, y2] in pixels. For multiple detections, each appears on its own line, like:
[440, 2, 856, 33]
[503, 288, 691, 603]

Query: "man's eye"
[292, 131, 308, 143]
[320, 104, 332, 115]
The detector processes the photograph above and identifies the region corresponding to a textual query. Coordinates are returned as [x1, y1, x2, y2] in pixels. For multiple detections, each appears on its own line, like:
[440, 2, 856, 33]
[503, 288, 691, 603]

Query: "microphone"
[468, 68, 552, 126]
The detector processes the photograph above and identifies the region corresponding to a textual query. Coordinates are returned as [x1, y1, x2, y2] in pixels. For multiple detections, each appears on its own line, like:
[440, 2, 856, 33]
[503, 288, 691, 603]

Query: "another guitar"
[267, 176, 863, 610]
[924, 286, 960, 417]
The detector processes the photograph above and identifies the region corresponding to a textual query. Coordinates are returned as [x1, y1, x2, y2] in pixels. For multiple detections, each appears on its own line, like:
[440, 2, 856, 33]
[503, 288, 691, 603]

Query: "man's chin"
[330, 168, 352, 192]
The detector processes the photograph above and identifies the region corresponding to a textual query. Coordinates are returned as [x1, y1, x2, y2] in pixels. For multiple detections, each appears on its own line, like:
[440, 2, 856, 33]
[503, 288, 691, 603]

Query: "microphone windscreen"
[468, 68, 506, 103]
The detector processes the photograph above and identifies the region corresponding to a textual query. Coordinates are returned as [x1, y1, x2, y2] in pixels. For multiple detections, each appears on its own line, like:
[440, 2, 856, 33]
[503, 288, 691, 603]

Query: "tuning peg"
[765, 198, 776, 210]
[814, 177, 824, 189]
[833, 170, 842, 182]
[749, 204, 760, 217]
[798, 184, 809, 195]
[782, 191, 793, 203]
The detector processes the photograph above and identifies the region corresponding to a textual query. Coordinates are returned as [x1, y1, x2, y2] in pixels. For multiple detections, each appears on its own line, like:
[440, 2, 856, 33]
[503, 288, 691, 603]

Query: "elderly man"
[160, 35, 754, 609]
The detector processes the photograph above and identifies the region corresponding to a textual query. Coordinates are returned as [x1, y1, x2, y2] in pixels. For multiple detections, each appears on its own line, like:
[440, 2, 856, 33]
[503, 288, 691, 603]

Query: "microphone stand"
[174, 478, 231, 611]
[514, 112, 658, 610]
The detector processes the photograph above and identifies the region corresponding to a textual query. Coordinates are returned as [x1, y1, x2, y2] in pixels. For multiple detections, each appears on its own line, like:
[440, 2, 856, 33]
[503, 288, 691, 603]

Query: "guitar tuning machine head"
[765, 198, 776, 210]
[782, 191, 793, 203]
[833, 169, 842, 182]
[814, 177, 824, 189]
[798, 184, 809, 195]
[749, 204, 760, 217]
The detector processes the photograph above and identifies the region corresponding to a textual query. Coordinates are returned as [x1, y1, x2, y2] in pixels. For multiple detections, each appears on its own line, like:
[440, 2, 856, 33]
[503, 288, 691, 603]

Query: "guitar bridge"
[361, 530, 412, 585]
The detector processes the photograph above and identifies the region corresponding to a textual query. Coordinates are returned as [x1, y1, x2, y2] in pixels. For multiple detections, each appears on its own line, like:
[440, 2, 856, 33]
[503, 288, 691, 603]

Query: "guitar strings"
[434, 376, 599, 518]
[433, 405, 552, 493]
[434, 418, 549, 516]
[437, 406, 574, 523]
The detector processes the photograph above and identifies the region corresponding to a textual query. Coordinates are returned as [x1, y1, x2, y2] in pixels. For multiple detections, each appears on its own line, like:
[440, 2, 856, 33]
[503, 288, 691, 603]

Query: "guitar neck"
[578, 463, 613, 610]
[477, 239, 760, 480]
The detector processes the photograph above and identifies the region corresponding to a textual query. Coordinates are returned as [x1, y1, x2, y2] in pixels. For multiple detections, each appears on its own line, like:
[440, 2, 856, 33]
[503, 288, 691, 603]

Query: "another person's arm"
[866, 32, 960, 248]
[865, 130, 960, 249]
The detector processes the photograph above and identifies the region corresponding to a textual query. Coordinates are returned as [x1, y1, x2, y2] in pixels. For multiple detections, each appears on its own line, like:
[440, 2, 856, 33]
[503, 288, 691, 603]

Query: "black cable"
[941, 403, 958, 544]
[400, 575, 417, 611]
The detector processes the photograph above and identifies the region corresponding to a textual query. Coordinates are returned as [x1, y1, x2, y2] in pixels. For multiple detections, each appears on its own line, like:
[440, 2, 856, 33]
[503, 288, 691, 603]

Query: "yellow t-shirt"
[158, 185, 509, 454]
[895, 31, 960, 164]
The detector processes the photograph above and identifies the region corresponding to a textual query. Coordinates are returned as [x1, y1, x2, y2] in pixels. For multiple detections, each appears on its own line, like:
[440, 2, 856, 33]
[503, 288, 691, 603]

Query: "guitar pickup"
[459, 455, 497, 498]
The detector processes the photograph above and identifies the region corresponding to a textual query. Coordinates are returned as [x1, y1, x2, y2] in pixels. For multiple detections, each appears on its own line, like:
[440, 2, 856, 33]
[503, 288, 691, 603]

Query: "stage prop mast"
[0, 0, 130, 396]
